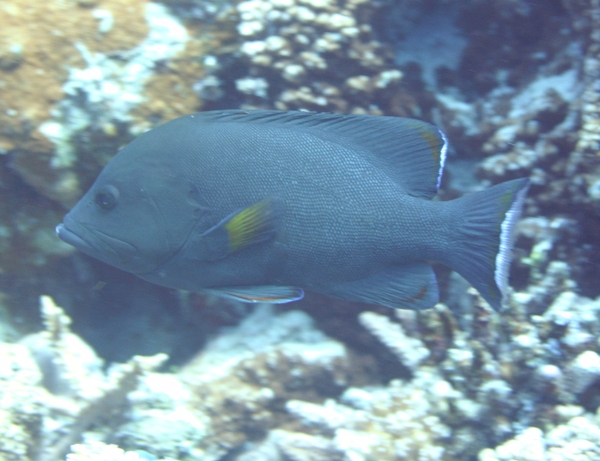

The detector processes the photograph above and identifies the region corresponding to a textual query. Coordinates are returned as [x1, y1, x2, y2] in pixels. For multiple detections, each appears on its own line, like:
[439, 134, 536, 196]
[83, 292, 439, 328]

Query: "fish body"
[56, 110, 528, 310]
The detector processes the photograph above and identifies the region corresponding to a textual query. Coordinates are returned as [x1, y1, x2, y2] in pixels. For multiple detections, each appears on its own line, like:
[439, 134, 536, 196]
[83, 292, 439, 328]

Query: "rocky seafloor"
[1, 0, 600, 460]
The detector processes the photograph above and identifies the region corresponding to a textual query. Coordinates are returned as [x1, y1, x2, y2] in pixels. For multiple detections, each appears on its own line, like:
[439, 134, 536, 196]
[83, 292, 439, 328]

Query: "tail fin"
[445, 178, 529, 311]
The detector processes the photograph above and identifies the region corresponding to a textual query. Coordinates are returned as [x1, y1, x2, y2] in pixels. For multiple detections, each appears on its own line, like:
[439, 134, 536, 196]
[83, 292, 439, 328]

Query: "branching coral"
[0, 296, 167, 461]
[200, 0, 407, 114]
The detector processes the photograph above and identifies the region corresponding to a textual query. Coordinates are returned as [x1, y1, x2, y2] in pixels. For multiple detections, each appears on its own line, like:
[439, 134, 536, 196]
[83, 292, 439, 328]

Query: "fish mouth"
[56, 223, 90, 251]
[56, 218, 141, 271]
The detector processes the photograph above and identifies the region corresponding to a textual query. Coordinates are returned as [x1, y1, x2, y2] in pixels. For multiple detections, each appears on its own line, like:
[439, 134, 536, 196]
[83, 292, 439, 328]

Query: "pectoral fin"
[205, 286, 304, 303]
[188, 199, 279, 261]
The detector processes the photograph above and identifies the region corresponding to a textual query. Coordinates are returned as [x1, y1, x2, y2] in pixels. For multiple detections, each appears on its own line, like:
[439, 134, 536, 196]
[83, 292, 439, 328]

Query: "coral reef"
[2, 286, 600, 461]
[2, 0, 208, 207]
[143, 304, 352, 460]
[350, 266, 600, 459]
[0, 296, 166, 461]
[67, 441, 173, 461]
[281, 372, 451, 461]
[200, 0, 408, 114]
[430, 0, 600, 295]
[0, 0, 209, 276]
[358, 310, 430, 371]
[479, 411, 600, 461]
[0, 341, 48, 461]
[2, 297, 361, 461]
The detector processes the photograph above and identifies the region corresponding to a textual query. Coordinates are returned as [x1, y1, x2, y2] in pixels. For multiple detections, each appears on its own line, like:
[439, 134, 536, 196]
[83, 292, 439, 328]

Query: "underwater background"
[0, 0, 600, 460]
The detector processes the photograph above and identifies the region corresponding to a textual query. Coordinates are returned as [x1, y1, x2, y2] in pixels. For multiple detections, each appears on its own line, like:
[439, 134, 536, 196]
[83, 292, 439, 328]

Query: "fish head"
[56, 150, 207, 276]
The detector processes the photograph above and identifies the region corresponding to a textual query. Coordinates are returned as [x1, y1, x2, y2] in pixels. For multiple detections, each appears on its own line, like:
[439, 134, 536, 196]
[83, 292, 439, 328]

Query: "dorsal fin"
[193, 110, 448, 199]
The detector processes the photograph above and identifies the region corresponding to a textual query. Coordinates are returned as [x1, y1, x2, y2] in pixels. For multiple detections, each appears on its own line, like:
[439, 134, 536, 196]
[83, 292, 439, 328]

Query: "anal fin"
[326, 263, 439, 310]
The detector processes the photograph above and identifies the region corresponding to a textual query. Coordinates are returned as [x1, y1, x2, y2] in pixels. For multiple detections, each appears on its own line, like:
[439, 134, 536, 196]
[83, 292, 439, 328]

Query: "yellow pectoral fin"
[194, 198, 279, 261]
[225, 199, 278, 253]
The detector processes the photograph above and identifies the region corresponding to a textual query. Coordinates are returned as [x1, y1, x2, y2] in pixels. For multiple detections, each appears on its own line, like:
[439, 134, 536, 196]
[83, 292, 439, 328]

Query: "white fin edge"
[494, 184, 529, 304]
[437, 129, 448, 190]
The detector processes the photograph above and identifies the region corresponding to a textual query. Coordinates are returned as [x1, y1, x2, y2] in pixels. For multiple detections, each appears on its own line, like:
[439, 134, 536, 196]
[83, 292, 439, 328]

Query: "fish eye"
[95, 185, 119, 210]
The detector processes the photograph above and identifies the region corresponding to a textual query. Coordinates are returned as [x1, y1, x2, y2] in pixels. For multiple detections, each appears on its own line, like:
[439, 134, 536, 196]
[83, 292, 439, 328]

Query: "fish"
[56, 110, 529, 311]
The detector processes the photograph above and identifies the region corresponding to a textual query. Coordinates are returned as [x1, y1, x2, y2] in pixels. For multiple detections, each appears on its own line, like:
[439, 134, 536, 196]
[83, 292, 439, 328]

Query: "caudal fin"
[445, 178, 529, 311]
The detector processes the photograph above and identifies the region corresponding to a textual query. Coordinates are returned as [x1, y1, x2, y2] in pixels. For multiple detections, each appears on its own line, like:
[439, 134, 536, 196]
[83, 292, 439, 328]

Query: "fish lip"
[56, 218, 90, 249]
[56, 218, 141, 270]
[56, 222, 93, 252]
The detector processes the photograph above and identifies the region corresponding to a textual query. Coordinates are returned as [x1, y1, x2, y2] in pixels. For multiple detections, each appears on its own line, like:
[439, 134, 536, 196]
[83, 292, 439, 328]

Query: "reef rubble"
[0, 289, 599, 461]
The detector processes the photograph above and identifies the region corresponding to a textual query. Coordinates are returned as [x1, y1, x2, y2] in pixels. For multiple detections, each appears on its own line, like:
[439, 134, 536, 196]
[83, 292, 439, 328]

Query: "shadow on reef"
[0, 253, 255, 366]
[1, 249, 413, 389]
[290, 292, 414, 384]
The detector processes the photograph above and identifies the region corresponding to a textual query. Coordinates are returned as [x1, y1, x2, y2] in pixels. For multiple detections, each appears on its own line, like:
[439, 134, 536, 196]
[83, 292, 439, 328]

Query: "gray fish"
[56, 110, 528, 310]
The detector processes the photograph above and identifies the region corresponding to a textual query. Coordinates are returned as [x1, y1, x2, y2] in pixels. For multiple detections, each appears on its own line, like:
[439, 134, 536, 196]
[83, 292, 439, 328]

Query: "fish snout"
[55, 218, 141, 271]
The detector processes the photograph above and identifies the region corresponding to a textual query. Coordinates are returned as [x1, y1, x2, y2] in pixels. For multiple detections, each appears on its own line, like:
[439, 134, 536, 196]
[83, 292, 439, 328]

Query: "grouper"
[56, 110, 528, 310]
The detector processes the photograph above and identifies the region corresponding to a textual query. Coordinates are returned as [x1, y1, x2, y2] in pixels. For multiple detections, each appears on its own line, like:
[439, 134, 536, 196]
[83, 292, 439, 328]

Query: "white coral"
[359, 311, 429, 370]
